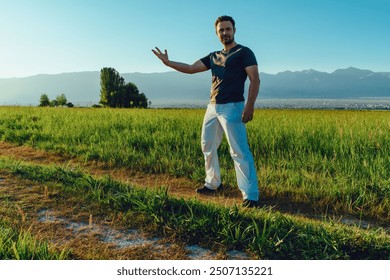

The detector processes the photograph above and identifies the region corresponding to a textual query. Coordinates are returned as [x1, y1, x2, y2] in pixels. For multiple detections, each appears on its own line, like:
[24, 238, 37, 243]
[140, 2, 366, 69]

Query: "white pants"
[201, 102, 259, 201]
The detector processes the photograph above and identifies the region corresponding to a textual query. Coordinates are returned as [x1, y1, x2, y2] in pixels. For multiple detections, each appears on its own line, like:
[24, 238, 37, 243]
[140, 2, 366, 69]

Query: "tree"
[50, 99, 58, 107]
[39, 93, 73, 107]
[100, 67, 124, 107]
[56, 94, 67, 106]
[122, 82, 148, 108]
[99, 67, 149, 108]
[39, 94, 50, 107]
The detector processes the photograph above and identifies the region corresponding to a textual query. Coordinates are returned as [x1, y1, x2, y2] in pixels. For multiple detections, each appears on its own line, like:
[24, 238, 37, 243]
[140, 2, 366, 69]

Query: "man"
[152, 15, 260, 207]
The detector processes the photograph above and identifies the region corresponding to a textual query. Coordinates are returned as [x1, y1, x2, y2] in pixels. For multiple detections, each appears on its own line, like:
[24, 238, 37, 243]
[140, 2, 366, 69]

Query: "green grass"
[0, 157, 389, 259]
[0, 219, 69, 260]
[0, 107, 389, 221]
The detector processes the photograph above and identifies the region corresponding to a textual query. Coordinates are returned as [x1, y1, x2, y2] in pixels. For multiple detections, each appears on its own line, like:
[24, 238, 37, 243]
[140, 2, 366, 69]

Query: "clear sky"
[1, 0, 389, 78]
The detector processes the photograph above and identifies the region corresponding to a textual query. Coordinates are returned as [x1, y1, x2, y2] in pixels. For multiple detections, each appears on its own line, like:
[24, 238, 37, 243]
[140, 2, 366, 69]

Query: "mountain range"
[1, 67, 389, 106]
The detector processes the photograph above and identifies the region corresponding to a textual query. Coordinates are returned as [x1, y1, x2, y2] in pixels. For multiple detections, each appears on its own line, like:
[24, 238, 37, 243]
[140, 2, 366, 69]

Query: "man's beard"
[221, 36, 234, 45]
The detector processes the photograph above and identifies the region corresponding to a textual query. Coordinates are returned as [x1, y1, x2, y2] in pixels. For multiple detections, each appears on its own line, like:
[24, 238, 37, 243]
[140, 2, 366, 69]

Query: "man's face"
[216, 21, 235, 45]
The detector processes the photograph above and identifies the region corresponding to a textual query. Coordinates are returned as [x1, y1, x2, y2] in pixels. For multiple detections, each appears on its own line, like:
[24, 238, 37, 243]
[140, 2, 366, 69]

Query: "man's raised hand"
[152, 47, 169, 65]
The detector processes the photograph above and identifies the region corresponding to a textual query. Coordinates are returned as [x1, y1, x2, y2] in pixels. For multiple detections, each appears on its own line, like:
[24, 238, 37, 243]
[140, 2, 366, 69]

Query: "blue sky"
[1, 0, 389, 78]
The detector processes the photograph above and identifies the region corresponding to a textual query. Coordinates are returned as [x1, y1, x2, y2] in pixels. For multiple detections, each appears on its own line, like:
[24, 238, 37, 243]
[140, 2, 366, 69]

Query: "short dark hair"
[215, 15, 235, 29]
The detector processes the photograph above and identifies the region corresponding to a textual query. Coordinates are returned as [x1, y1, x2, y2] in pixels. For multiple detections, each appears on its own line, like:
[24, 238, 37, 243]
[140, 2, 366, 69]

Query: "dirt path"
[1, 141, 387, 231]
[0, 154, 250, 260]
[0, 141, 244, 206]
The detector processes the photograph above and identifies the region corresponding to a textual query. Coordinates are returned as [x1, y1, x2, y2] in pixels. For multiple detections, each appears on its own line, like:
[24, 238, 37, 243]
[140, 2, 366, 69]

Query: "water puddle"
[37, 209, 250, 259]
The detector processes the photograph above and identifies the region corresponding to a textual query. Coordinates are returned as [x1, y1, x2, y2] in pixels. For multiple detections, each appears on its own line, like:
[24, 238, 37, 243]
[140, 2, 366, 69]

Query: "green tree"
[99, 67, 125, 107]
[137, 92, 148, 108]
[122, 82, 148, 108]
[50, 100, 58, 107]
[99, 67, 149, 108]
[56, 94, 67, 106]
[39, 94, 50, 107]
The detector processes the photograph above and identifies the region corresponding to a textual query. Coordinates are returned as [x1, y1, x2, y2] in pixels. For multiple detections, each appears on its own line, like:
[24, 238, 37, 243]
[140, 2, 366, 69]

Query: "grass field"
[0, 106, 389, 259]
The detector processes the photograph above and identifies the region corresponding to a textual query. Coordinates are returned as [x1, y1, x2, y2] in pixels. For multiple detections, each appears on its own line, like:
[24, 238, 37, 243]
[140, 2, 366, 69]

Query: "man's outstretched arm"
[152, 47, 207, 74]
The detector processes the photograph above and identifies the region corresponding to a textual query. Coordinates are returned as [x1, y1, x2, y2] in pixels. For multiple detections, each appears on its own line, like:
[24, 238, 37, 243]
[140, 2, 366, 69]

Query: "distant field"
[0, 106, 389, 221]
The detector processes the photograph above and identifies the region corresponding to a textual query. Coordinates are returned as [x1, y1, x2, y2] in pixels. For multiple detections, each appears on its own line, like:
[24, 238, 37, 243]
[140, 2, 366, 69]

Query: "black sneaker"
[242, 199, 259, 208]
[196, 184, 223, 195]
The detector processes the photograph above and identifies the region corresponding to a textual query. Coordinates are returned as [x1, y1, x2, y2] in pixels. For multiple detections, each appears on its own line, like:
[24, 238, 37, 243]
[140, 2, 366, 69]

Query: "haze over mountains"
[1, 67, 389, 107]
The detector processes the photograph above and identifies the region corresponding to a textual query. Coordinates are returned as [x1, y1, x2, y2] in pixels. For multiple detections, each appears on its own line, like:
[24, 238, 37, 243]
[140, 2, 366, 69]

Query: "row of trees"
[39, 93, 74, 107]
[100, 67, 148, 108]
[37, 68, 149, 109]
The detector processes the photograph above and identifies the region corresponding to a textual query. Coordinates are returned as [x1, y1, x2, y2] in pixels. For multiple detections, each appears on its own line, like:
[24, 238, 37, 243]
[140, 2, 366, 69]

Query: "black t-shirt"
[200, 44, 257, 104]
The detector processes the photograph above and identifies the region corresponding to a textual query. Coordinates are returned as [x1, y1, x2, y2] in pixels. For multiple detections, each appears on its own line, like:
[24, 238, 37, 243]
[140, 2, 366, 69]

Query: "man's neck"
[223, 41, 237, 51]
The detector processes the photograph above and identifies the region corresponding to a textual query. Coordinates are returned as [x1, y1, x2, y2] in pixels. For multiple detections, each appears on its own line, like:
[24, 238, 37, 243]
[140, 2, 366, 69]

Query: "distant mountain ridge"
[1, 67, 389, 106]
[261, 67, 390, 99]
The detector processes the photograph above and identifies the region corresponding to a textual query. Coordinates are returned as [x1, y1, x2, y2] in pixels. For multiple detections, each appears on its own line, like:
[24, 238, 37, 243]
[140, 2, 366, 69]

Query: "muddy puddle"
[37, 209, 251, 260]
